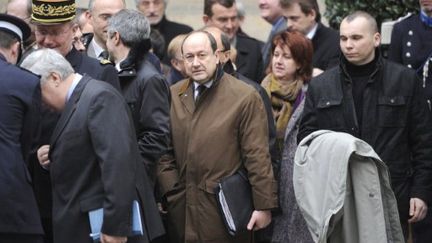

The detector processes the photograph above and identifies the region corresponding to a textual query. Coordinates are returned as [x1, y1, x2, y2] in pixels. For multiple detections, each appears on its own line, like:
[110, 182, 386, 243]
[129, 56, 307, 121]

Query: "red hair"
[267, 30, 314, 82]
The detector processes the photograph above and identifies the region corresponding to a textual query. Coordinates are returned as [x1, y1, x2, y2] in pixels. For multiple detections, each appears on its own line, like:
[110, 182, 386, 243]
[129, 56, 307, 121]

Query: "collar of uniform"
[420, 10, 432, 28]
[0, 53, 5, 62]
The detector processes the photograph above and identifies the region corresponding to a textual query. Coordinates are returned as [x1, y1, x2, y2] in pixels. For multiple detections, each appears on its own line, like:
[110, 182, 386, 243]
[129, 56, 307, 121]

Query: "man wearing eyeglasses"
[157, 30, 278, 243]
[29, 1, 120, 242]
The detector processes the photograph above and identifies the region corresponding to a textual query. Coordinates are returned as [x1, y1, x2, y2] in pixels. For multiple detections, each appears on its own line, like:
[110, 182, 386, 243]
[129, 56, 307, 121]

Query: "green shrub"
[324, 0, 419, 29]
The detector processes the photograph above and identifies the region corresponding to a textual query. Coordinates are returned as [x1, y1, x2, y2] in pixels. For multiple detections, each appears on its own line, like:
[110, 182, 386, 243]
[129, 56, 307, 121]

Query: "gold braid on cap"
[32, 0, 76, 23]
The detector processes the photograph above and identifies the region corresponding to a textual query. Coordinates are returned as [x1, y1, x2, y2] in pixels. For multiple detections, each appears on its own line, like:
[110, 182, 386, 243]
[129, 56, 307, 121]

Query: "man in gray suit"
[21, 48, 165, 243]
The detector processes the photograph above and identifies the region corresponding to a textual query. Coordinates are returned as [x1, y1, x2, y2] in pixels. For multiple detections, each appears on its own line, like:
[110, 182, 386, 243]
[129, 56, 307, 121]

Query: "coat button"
[407, 64, 412, 68]
[369, 193, 375, 198]
[408, 30, 413, 35]
[406, 52, 411, 58]
[390, 99, 395, 103]
[326, 101, 330, 106]
[407, 41, 412, 47]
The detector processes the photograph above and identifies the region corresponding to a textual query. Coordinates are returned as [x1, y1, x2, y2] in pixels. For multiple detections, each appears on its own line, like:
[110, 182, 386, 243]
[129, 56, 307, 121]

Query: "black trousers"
[0, 234, 44, 243]
[413, 209, 432, 243]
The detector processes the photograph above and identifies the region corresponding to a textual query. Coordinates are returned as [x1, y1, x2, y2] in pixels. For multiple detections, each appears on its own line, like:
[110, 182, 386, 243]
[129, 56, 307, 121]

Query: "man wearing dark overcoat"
[21, 48, 165, 243]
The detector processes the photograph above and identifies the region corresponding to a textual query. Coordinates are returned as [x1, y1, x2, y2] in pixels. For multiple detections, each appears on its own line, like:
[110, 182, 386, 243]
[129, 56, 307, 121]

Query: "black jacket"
[152, 16, 193, 64]
[0, 55, 43, 235]
[298, 54, 432, 222]
[235, 33, 265, 82]
[311, 23, 340, 71]
[118, 51, 171, 184]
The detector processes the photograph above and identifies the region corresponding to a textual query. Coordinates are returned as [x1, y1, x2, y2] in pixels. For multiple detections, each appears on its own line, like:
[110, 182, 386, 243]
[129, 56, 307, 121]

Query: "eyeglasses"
[183, 52, 212, 63]
[35, 25, 73, 38]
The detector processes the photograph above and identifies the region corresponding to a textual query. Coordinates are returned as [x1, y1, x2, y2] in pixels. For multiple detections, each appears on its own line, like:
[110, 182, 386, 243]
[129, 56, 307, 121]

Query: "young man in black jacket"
[299, 11, 432, 239]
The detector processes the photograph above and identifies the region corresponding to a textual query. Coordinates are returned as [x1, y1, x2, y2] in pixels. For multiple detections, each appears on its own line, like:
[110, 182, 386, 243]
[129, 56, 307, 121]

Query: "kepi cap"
[31, 0, 76, 25]
[0, 13, 31, 41]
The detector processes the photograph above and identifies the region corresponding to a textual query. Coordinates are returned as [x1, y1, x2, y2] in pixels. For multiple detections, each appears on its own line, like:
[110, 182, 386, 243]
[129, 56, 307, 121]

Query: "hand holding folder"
[214, 169, 254, 236]
[88, 200, 145, 242]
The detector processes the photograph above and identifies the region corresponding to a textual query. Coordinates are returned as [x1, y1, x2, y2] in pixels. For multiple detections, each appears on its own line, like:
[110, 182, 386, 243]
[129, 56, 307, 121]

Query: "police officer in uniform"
[0, 13, 44, 243]
[28, 1, 120, 242]
[388, 1, 432, 107]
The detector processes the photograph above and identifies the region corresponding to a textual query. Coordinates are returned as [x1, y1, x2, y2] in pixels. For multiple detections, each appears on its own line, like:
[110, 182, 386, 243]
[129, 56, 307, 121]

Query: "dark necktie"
[195, 84, 207, 103]
[98, 50, 109, 60]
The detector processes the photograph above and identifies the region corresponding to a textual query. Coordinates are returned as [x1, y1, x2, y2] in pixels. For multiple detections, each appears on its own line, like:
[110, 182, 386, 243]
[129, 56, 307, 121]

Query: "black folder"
[215, 169, 254, 236]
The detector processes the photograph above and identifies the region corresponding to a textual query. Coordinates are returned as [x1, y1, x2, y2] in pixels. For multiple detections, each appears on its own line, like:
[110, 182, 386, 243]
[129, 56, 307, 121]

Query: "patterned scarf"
[261, 73, 304, 139]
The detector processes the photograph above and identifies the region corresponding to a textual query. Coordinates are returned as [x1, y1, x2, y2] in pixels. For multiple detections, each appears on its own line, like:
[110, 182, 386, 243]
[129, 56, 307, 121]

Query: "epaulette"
[100, 59, 112, 65]
[396, 12, 414, 23]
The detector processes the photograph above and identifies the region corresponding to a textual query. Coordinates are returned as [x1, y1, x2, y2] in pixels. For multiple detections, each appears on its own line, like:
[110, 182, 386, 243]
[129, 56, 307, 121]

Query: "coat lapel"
[50, 75, 91, 148]
[178, 79, 195, 114]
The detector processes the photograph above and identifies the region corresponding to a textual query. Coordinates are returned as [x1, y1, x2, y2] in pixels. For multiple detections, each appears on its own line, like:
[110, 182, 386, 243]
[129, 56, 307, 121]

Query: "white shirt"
[89, 38, 105, 58]
[193, 80, 213, 100]
[306, 23, 319, 40]
[66, 73, 83, 102]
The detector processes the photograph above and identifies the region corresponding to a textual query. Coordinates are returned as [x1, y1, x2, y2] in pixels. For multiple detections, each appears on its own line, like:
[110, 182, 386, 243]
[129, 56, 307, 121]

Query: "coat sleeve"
[157, 145, 180, 198]
[297, 82, 319, 144]
[408, 74, 432, 205]
[87, 88, 137, 236]
[137, 74, 171, 184]
[239, 90, 278, 210]
[99, 64, 121, 91]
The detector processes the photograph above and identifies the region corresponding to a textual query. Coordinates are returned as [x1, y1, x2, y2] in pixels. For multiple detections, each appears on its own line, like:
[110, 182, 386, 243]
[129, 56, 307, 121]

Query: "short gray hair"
[107, 9, 151, 48]
[20, 48, 74, 83]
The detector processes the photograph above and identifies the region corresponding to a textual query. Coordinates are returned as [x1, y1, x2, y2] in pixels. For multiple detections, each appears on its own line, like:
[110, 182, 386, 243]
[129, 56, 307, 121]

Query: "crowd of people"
[1, 0, 432, 243]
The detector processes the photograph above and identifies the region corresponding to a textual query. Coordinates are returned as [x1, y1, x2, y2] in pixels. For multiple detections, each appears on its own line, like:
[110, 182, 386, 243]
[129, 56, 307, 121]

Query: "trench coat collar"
[177, 64, 224, 113]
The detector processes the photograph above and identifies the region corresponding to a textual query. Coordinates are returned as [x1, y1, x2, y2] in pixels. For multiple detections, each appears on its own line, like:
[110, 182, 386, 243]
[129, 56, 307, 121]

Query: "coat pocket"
[377, 96, 407, 127]
[316, 97, 344, 129]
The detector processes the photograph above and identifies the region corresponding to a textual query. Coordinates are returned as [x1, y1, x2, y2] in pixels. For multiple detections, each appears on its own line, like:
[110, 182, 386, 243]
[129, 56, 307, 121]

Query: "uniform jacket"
[298, 54, 432, 225]
[118, 52, 171, 183]
[49, 75, 164, 243]
[29, 47, 121, 220]
[294, 131, 404, 243]
[388, 14, 432, 100]
[235, 33, 265, 82]
[311, 23, 340, 71]
[0, 55, 43, 235]
[158, 70, 278, 243]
